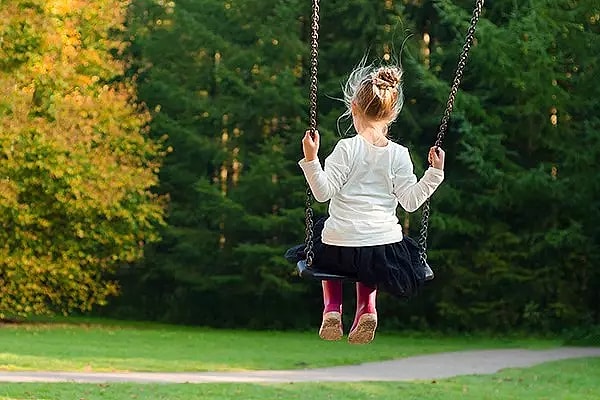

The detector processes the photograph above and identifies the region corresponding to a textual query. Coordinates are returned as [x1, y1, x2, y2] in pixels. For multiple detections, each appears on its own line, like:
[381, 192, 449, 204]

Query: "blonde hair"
[340, 61, 404, 131]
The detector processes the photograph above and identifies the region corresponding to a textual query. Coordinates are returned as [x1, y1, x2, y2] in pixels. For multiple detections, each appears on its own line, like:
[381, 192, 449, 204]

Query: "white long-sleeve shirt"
[299, 134, 444, 246]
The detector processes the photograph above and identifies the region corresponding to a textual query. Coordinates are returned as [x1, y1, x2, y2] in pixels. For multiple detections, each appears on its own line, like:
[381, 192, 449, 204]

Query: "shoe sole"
[348, 313, 377, 345]
[319, 312, 343, 341]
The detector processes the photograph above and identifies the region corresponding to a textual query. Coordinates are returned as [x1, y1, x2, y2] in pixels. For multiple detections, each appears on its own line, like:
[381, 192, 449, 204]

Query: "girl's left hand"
[302, 129, 320, 161]
[428, 146, 445, 170]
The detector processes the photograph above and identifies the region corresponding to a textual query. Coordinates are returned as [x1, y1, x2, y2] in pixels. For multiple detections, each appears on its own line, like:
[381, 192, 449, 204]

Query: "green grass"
[1, 358, 599, 399]
[0, 318, 559, 372]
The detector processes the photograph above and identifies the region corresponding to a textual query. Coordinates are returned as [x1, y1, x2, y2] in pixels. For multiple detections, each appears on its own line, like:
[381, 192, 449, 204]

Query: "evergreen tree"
[115, 0, 315, 326]
[403, 0, 600, 330]
[112, 0, 599, 331]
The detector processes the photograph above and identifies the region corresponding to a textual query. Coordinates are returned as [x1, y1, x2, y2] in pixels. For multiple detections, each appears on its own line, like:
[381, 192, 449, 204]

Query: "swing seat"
[297, 259, 434, 282]
[296, 260, 357, 281]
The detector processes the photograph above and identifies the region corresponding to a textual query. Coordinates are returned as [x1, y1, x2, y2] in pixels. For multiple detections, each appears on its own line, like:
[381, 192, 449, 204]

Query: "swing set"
[296, 0, 485, 281]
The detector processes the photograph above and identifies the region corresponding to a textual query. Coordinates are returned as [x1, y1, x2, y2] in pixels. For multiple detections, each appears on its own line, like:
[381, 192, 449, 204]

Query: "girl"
[296, 63, 445, 344]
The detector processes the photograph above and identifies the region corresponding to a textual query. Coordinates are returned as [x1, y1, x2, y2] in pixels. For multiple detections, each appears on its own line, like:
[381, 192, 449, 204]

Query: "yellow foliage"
[0, 0, 164, 318]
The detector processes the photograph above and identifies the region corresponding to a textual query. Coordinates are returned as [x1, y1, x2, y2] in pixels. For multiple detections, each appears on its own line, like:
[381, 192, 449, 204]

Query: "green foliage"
[564, 325, 600, 347]
[403, 0, 600, 330]
[105, 0, 316, 326]
[104, 0, 599, 332]
[4, 0, 599, 332]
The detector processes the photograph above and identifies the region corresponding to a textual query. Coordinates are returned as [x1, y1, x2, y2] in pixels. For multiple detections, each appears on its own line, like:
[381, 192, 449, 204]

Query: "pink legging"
[322, 281, 377, 317]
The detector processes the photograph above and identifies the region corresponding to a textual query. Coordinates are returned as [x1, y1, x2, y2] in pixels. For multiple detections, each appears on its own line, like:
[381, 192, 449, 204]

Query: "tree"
[402, 0, 600, 330]
[0, 0, 164, 319]
[110, 0, 315, 326]
[110, 0, 599, 331]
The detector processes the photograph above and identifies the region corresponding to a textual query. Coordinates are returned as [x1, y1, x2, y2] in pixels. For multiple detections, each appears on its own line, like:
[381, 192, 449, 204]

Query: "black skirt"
[285, 218, 428, 299]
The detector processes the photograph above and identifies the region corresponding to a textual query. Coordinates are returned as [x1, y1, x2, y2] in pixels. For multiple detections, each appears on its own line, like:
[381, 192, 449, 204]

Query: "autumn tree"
[0, 0, 164, 319]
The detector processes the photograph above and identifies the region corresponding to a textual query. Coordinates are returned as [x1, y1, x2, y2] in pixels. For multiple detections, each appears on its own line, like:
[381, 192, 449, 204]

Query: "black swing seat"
[296, 259, 435, 282]
[296, 260, 357, 281]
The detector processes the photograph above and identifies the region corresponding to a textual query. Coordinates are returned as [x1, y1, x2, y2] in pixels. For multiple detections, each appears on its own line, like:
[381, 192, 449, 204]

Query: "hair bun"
[372, 67, 401, 90]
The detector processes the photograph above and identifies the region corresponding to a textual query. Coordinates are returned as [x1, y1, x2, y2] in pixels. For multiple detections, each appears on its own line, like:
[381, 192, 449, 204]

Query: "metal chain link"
[418, 0, 485, 265]
[304, 0, 320, 267]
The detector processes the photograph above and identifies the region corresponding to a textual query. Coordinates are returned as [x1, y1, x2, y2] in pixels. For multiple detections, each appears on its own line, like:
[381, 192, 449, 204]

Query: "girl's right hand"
[302, 129, 320, 161]
[428, 146, 445, 170]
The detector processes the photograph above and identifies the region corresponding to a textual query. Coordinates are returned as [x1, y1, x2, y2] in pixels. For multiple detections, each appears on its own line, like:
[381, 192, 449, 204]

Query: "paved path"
[1, 348, 599, 384]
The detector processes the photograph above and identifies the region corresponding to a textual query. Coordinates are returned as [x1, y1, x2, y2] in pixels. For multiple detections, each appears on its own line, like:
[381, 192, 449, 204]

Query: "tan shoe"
[348, 313, 377, 344]
[319, 311, 343, 341]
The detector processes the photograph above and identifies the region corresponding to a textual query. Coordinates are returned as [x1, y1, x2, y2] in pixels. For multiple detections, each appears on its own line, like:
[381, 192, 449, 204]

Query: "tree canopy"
[1, 0, 598, 332]
[0, 0, 164, 318]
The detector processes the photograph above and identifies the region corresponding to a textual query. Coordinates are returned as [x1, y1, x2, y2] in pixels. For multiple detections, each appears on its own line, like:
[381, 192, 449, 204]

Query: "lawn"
[1, 358, 598, 400]
[0, 318, 559, 372]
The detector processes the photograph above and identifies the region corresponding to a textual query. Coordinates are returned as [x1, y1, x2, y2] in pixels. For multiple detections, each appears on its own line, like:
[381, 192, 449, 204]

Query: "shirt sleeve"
[298, 140, 350, 203]
[392, 147, 444, 212]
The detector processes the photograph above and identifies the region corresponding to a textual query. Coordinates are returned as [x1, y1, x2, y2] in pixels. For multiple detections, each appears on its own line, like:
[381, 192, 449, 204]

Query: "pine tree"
[113, 0, 599, 330]
[402, 0, 600, 329]
[116, 0, 316, 326]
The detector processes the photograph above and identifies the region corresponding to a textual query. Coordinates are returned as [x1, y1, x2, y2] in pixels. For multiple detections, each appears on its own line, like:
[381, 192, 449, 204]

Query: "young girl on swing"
[297, 62, 445, 344]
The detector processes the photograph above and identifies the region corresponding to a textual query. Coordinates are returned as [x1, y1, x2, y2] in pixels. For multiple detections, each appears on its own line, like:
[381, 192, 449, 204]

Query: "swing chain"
[418, 0, 485, 264]
[304, 188, 315, 266]
[418, 199, 432, 264]
[304, 0, 320, 267]
[434, 0, 485, 148]
[309, 0, 320, 135]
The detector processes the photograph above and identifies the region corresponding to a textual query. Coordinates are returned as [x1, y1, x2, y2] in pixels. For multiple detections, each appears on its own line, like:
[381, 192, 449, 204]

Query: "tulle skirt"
[285, 218, 428, 298]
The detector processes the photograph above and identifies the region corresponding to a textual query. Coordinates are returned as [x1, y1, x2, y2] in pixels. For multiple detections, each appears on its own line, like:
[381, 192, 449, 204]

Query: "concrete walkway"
[1, 348, 599, 384]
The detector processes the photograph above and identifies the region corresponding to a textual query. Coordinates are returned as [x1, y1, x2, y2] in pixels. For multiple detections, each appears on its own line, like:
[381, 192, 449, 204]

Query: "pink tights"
[322, 280, 377, 328]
